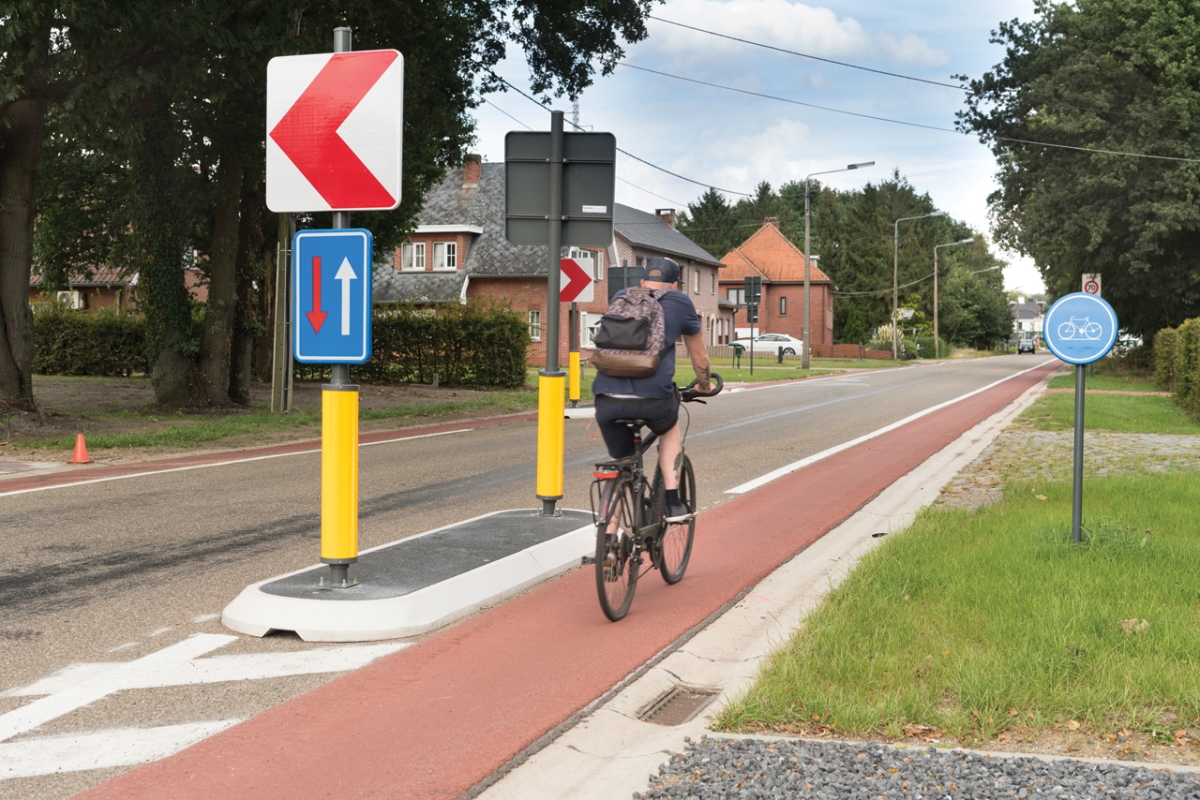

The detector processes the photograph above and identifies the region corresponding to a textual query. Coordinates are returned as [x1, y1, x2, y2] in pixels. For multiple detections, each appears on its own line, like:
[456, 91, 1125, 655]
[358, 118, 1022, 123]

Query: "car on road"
[731, 333, 805, 356]
[1018, 337, 1037, 354]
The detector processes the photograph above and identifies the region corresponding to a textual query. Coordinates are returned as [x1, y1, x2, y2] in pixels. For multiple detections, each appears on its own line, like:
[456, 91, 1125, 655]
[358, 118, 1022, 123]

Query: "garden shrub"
[1155, 327, 1177, 392]
[1174, 318, 1200, 417]
[33, 307, 149, 376]
[296, 299, 530, 388]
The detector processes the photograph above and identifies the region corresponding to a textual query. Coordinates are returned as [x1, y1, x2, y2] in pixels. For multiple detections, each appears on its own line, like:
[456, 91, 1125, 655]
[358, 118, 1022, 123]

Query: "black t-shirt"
[592, 289, 701, 400]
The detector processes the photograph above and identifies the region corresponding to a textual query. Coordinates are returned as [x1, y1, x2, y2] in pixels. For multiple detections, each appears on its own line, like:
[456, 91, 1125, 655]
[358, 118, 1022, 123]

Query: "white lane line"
[4, 643, 408, 697]
[0, 634, 235, 743]
[724, 360, 1054, 495]
[192, 613, 220, 623]
[0, 720, 241, 780]
[0, 428, 473, 498]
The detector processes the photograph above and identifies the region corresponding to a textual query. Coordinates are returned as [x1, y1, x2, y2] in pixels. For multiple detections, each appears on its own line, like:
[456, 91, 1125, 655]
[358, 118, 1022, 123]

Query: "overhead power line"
[648, 16, 965, 91]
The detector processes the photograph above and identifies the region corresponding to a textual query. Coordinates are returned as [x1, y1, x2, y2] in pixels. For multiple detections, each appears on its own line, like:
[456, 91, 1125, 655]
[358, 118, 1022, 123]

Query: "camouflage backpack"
[589, 288, 672, 378]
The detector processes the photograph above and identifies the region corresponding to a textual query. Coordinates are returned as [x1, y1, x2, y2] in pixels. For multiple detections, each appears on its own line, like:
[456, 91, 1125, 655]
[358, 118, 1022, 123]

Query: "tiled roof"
[373, 270, 467, 305]
[613, 205, 724, 267]
[719, 223, 830, 283]
[30, 267, 129, 286]
[1011, 302, 1043, 320]
[416, 163, 547, 277]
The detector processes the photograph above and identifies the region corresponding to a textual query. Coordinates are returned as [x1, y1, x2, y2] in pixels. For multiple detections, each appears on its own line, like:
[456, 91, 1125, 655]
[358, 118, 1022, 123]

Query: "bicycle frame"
[593, 426, 666, 565]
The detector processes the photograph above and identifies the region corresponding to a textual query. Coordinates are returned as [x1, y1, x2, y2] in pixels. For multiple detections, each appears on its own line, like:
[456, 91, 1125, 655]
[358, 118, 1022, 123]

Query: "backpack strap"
[651, 288, 674, 359]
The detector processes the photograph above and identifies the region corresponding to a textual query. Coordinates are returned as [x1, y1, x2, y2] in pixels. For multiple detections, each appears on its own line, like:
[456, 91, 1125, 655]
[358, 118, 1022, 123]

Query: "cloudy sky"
[468, 0, 1047, 295]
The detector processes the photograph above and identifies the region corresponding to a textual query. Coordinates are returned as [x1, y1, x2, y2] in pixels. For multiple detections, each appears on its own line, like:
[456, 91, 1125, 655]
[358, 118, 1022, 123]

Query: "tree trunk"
[0, 99, 47, 411]
[198, 152, 244, 404]
[132, 95, 199, 406]
[253, 214, 280, 383]
[229, 179, 264, 404]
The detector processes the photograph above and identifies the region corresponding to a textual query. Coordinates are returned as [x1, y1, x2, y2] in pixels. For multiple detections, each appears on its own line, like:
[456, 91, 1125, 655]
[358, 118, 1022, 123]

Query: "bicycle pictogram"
[1057, 316, 1104, 341]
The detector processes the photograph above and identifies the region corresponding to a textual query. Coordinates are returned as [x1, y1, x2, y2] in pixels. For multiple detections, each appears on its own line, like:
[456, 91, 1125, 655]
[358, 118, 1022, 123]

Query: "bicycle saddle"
[611, 418, 648, 428]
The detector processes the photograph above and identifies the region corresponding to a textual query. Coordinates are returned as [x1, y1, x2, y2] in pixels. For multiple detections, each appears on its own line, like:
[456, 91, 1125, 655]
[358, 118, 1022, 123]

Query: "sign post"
[1042, 292, 1118, 544]
[505, 119, 615, 516]
[268, 26, 400, 588]
[744, 276, 761, 376]
[561, 255, 593, 409]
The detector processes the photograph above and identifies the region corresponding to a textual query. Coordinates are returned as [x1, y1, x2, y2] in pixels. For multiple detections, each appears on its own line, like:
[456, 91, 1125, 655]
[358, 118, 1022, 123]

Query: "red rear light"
[594, 471, 619, 479]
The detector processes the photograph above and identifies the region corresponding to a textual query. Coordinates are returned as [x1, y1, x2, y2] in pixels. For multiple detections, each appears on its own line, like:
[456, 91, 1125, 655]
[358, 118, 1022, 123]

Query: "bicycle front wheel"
[658, 455, 696, 584]
[595, 479, 639, 621]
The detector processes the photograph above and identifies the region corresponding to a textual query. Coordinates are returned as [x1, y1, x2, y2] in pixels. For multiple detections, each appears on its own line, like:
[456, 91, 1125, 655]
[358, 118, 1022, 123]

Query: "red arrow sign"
[270, 51, 399, 209]
[307, 256, 328, 334]
[560, 257, 592, 302]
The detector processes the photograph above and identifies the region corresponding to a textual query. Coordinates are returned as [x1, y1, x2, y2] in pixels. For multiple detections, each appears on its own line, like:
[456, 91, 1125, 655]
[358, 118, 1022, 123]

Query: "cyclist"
[593, 257, 713, 522]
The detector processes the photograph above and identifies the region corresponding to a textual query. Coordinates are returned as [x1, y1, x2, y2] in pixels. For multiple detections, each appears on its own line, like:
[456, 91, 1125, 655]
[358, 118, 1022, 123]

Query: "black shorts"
[594, 393, 680, 459]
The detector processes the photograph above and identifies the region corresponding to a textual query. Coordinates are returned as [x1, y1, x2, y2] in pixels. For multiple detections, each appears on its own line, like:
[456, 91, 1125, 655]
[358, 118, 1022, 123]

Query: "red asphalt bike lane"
[76, 362, 1057, 800]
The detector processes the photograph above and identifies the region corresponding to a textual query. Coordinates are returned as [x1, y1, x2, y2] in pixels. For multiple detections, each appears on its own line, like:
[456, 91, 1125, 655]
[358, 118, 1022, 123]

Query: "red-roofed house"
[719, 218, 834, 350]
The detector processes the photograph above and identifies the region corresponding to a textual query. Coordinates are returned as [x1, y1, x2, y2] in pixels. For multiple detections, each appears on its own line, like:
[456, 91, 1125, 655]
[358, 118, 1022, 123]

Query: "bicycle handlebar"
[680, 373, 723, 402]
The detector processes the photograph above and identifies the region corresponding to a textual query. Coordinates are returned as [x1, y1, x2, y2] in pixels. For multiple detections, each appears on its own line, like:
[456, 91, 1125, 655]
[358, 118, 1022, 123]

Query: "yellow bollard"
[568, 351, 581, 404]
[536, 372, 566, 505]
[321, 385, 359, 573]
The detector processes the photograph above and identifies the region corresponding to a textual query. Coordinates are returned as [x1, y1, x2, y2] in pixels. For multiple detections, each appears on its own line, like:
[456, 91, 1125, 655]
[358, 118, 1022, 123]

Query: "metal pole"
[1072, 364, 1086, 544]
[271, 213, 290, 413]
[893, 220, 899, 360]
[322, 25, 357, 588]
[568, 302, 580, 408]
[803, 177, 812, 370]
[536, 110, 566, 516]
[933, 249, 939, 360]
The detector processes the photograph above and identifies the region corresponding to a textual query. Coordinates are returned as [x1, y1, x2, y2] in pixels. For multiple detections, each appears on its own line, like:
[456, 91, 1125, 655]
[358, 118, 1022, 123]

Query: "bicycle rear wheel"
[657, 454, 696, 584]
[595, 479, 639, 621]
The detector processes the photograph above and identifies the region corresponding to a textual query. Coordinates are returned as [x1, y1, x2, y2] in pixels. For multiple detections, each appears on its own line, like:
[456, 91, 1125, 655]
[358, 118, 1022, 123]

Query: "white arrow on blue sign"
[293, 229, 373, 364]
[1042, 292, 1118, 365]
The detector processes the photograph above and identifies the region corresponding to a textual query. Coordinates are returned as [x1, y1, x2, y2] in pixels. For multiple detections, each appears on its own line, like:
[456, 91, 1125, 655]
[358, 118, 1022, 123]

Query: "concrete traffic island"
[222, 509, 593, 642]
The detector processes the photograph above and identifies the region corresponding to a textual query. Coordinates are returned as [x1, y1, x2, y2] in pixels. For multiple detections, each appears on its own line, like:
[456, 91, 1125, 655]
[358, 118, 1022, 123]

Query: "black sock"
[665, 489, 680, 505]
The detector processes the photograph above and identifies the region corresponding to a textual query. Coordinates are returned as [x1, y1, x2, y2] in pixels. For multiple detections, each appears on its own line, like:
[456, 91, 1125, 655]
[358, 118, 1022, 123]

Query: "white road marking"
[0, 634, 235, 743]
[0, 720, 240, 780]
[105, 642, 139, 653]
[192, 613, 220, 623]
[0, 428, 473, 497]
[4, 643, 408, 697]
[725, 360, 1053, 495]
[148, 627, 172, 638]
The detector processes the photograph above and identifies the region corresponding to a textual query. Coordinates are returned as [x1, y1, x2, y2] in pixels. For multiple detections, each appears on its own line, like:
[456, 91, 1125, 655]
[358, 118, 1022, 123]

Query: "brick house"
[719, 218, 834, 349]
[30, 266, 208, 312]
[381, 157, 727, 363]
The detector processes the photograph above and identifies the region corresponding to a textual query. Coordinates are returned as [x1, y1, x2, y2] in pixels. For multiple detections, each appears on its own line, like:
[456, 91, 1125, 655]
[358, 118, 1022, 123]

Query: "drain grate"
[638, 686, 720, 726]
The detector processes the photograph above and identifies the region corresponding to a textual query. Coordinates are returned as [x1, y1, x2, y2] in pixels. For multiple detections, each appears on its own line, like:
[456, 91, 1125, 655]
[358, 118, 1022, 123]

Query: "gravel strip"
[637, 738, 1200, 799]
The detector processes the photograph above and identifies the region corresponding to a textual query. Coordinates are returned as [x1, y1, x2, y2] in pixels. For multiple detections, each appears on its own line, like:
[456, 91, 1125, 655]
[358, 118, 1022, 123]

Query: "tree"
[957, 0, 1200, 339]
[10, 0, 657, 408]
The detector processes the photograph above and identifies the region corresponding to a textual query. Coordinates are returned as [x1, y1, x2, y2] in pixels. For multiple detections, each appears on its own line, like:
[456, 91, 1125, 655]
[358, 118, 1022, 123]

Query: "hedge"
[33, 308, 149, 376]
[1155, 319, 1200, 417]
[296, 300, 530, 388]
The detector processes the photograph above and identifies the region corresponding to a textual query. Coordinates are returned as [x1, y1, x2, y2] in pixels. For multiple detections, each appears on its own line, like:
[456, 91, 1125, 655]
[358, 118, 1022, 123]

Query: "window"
[400, 242, 425, 271]
[692, 269, 699, 294]
[780, 296, 788, 316]
[433, 241, 457, 270]
[568, 247, 596, 279]
[728, 288, 745, 305]
[581, 312, 601, 349]
[711, 272, 716, 294]
[528, 310, 541, 341]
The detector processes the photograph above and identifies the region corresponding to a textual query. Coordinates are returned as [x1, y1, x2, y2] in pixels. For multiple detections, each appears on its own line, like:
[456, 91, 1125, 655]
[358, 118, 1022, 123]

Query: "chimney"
[463, 154, 482, 189]
[655, 208, 676, 229]
[764, 217, 779, 228]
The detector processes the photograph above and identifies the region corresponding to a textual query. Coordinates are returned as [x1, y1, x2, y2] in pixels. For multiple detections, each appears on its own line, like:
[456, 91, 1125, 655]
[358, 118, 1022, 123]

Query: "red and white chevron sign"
[266, 50, 403, 212]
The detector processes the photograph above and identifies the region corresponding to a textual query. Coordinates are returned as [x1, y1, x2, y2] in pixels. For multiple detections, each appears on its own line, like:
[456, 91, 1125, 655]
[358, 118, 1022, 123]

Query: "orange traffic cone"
[70, 433, 93, 464]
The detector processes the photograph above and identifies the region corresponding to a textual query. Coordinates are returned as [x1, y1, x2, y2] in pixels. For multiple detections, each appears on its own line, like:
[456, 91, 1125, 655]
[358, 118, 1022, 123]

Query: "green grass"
[716, 473, 1200, 740]
[1047, 373, 1162, 393]
[1018, 392, 1198, 434]
[27, 394, 536, 451]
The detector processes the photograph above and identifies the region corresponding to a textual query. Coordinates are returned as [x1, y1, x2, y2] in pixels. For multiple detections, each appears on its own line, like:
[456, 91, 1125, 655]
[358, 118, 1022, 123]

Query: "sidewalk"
[74, 362, 1057, 800]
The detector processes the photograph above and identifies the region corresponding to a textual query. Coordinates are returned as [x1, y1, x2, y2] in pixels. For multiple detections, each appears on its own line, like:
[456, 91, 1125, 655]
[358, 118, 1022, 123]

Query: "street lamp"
[803, 161, 874, 369]
[933, 238, 975, 359]
[894, 211, 946, 358]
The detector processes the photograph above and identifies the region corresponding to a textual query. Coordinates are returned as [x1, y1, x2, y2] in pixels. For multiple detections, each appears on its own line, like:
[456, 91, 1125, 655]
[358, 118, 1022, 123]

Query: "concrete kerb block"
[222, 509, 595, 643]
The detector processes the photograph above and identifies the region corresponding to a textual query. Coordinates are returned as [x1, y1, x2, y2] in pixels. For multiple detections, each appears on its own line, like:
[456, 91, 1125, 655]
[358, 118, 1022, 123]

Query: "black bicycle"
[590, 375, 723, 621]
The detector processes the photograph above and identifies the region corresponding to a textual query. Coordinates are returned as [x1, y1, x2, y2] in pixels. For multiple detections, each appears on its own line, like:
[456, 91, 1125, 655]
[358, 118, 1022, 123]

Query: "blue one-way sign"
[294, 229, 373, 363]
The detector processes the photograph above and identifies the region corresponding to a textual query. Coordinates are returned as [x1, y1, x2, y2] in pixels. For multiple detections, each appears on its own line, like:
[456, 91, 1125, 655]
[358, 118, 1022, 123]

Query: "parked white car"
[731, 333, 805, 356]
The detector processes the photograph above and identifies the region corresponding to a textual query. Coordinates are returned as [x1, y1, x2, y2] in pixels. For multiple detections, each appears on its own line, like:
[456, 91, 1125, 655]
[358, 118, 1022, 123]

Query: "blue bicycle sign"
[1057, 317, 1104, 341]
[1042, 293, 1118, 365]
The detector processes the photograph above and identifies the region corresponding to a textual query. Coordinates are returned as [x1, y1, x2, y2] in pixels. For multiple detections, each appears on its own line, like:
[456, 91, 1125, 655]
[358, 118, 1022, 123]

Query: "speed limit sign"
[1082, 273, 1101, 295]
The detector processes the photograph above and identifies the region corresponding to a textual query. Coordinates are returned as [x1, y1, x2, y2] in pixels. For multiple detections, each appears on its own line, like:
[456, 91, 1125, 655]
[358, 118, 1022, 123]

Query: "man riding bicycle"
[592, 257, 713, 522]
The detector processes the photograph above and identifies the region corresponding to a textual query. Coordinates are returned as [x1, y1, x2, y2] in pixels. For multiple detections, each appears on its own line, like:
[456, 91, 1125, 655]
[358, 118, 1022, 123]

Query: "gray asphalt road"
[0, 354, 1054, 800]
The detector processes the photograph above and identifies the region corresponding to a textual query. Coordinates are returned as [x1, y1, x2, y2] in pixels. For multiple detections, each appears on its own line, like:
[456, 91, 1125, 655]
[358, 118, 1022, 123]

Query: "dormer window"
[400, 242, 426, 271]
[433, 242, 457, 270]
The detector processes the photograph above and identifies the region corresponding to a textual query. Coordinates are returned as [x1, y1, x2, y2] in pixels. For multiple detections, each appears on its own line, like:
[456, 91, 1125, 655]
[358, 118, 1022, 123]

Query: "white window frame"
[728, 288, 745, 305]
[581, 311, 601, 348]
[528, 310, 541, 341]
[692, 269, 699, 294]
[400, 242, 426, 271]
[433, 241, 457, 271]
[780, 296, 787, 316]
[711, 271, 716, 294]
